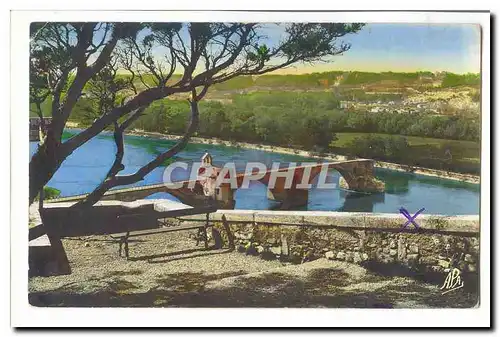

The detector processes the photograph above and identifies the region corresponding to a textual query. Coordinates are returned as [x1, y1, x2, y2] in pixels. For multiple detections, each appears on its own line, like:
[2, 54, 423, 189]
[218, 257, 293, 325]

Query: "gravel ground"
[29, 230, 479, 308]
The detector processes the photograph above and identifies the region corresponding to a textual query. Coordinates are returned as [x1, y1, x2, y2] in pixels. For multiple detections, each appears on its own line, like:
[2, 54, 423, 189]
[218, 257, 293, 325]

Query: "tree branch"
[53, 24, 121, 139]
[74, 97, 200, 207]
[103, 108, 145, 179]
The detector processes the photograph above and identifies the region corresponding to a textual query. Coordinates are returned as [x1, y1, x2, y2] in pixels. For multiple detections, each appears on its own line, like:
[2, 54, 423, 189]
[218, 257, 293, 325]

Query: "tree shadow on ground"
[127, 247, 208, 262]
[360, 260, 480, 294]
[29, 266, 479, 308]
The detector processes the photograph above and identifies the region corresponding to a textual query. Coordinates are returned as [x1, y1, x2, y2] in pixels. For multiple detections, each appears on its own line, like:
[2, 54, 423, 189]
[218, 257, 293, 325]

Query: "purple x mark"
[399, 207, 425, 232]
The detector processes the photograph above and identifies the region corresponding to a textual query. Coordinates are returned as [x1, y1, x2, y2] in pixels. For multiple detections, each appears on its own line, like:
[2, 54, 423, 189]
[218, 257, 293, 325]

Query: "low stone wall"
[179, 210, 480, 276]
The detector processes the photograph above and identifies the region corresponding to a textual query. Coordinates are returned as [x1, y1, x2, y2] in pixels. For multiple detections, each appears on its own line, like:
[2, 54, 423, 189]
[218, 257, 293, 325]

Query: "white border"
[10, 10, 491, 328]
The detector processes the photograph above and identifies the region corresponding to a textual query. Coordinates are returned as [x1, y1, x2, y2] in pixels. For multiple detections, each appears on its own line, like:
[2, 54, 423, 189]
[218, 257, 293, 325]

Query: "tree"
[29, 22, 365, 207]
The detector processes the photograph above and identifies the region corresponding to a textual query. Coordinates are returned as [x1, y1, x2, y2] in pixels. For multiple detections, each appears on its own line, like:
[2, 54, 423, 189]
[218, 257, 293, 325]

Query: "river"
[29, 129, 480, 215]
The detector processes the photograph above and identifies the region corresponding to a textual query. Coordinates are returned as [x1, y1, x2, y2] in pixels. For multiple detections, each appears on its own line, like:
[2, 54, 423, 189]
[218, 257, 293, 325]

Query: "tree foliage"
[29, 22, 365, 205]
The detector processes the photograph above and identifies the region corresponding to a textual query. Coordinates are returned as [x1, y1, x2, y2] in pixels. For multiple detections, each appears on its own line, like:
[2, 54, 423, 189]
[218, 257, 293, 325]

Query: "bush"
[441, 73, 480, 88]
[35, 186, 61, 200]
[346, 135, 410, 162]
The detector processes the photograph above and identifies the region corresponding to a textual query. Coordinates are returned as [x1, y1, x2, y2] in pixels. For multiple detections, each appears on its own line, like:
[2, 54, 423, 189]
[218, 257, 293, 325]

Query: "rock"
[397, 245, 406, 260]
[84, 242, 90, 247]
[432, 237, 440, 245]
[270, 246, 281, 255]
[382, 248, 390, 254]
[281, 235, 289, 256]
[464, 254, 475, 263]
[353, 246, 360, 252]
[438, 255, 447, 260]
[240, 232, 253, 240]
[266, 238, 277, 245]
[361, 253, 369, 261]
[345, 251, 354, 263]
[389, 240, 397, 249]
[420, 256, 437, 265]
[325, 251, 335, 260]
[389, 249, 397, 257]
[336, 252, 346, 260]
[353, 252, 362, 263]
[467, 264, 477, 272]
[382, 256, 395, 264]
[322, 248, 330, 253]
[407, 254, 419, 263]
[438, 259, 450, 269]
[382, 240, 388, 246]
[409, 245, 419, 254]
[256, 245, 265, 254]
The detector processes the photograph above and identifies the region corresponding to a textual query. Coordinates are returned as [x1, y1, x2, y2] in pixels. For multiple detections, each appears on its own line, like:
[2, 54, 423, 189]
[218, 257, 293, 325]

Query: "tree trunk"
[29, 136, 64, 205]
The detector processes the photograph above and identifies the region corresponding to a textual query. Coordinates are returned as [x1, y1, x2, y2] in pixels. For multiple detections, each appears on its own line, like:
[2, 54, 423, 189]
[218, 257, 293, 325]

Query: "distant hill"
[209, 71, 480, 91]
[31, 71, 481, 118]
[113, 70, 480, 93]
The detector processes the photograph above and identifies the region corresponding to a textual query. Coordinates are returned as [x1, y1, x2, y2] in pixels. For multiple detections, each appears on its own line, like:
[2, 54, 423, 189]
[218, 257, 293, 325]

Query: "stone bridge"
[49, 157, 385, 209]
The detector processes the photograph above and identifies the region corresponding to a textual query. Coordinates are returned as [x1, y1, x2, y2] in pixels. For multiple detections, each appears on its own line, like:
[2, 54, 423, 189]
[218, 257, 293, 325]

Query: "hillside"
[31, 71, 481, 118]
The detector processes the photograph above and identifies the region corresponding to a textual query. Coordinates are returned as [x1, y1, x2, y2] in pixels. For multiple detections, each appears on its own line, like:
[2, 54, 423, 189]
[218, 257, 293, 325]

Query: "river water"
[30, 130, 480, 215]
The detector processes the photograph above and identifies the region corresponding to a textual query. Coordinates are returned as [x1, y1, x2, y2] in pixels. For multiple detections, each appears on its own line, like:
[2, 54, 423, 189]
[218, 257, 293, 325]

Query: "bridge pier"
[266, 176, 309, 208]
[214, 184, 236, 209]
[267, 188, 308, 209]
[337, 161, 385, 193]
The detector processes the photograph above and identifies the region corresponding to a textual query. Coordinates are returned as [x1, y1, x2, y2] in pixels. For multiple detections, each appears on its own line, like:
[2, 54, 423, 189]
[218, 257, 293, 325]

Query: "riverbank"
[64, 125, 480, 184]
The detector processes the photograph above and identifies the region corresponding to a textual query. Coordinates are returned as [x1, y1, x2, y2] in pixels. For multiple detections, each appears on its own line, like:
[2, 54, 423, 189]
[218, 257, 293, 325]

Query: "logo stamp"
[440, 268, 464, 295]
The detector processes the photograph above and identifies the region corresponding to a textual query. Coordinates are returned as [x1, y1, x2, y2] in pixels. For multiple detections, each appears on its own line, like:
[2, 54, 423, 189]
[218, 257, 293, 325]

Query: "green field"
[334, 132, 479, 156]
[330, 132, 480, 173]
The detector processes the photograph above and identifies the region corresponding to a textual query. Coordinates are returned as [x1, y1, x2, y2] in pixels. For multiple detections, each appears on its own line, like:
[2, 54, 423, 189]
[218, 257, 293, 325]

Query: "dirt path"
[29, 231, 478, 308]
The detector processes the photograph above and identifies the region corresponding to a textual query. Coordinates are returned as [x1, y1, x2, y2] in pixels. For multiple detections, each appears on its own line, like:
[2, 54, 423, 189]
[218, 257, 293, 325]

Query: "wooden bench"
[112, 213, 216, 259]
[32, 199, 221, 274]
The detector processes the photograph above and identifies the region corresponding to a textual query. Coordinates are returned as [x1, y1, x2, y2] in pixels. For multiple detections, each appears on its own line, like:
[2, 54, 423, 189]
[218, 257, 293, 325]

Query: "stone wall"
[180, 211, 479, 277]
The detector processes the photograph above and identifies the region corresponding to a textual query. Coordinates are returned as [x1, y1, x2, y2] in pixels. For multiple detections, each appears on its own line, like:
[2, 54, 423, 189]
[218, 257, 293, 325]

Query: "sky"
[263, 23, 481, 74]
[109, 22, 481, 75]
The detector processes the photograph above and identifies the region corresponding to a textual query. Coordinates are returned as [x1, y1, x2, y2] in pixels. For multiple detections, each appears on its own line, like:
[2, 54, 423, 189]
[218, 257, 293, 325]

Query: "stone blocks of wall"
[181, 211, 479, 275]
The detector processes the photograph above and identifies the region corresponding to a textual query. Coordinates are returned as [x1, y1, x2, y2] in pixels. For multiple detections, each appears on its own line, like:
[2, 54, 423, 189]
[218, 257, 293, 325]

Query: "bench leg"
[124, 240, 129, 259]
[203, 213, 209, 249]
[222, 214, 235, 250]
[124, 232, 130, 260]
[118, 232, 130, 259]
